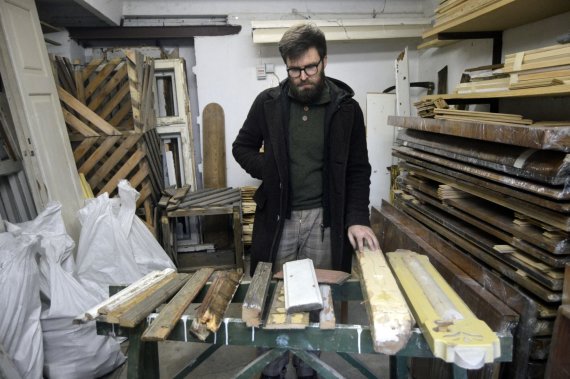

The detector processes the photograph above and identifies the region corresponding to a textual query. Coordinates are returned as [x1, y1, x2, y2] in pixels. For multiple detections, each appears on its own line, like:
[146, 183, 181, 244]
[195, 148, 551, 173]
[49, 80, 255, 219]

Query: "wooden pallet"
[51, 52, 163, 224]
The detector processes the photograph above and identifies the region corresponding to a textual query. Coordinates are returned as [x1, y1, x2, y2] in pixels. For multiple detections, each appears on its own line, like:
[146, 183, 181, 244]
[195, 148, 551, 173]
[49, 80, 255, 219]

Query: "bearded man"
[232, 23, 379, 377]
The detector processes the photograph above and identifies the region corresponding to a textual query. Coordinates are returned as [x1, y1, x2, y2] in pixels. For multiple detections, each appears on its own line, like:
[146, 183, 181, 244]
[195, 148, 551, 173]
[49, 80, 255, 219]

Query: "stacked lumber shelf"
[387, 115, 570, 378]
[451, 44, 570, 96]
[413, 97, 448, 118]
[50, 52, 163, 227]
[240, 186, 257, 246]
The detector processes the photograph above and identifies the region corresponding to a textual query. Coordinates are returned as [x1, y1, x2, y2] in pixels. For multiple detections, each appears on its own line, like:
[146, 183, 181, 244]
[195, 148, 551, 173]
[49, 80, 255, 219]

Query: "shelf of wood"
[422, 84, 570, 101]
[423, 0, 570, 39]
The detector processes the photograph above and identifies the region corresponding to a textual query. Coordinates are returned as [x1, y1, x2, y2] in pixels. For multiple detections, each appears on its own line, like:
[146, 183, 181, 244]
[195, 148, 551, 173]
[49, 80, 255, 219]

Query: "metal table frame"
[97, 280, 512, 379]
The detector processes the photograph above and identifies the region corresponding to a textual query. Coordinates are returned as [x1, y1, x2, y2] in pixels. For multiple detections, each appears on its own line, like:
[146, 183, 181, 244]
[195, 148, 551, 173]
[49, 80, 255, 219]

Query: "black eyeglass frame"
[286, 58, 322, 78]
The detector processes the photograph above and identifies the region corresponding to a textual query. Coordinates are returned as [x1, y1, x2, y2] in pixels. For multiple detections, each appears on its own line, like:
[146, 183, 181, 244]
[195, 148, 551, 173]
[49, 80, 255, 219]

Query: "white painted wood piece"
[283, 258, 323, 313]
[356, 247, 414, 354]
[319, 285, 335, 330]
[74, 268, 175, 323]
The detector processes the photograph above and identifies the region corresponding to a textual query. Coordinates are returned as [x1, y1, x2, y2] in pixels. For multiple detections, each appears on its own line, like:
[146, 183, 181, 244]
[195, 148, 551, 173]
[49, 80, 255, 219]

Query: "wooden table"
[96, 280, 512, 379]
[164, 188, 244, 272]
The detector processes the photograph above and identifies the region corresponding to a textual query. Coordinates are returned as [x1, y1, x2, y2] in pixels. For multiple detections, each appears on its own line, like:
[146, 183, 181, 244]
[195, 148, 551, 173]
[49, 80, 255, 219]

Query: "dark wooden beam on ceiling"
[68, 25, 242, 46]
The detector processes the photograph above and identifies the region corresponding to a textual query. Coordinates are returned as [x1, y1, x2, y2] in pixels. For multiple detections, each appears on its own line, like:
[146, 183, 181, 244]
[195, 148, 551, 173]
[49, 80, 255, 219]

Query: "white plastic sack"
[7, 202, 126, 379]
[0, 232, 43, 379]
[76, 180, 174, 301]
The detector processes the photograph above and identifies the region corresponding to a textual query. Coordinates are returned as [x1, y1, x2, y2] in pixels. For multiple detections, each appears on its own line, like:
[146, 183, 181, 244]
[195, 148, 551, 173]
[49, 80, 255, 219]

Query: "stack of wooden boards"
[454, 44, 570, 94]
[385, 114, 570, 378]
[413, 97, 448, 118]
[430, 0, 502, 29]
[240, 186, 257, 246]
[50, 51, 163, 227]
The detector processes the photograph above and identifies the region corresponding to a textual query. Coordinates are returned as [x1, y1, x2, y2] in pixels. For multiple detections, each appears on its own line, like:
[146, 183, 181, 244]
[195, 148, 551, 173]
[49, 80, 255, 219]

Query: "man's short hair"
[278, 23, 327, 62]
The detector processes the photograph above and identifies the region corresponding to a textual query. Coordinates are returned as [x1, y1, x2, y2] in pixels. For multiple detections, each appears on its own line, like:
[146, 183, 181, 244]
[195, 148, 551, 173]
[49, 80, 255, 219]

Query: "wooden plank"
[242, 262, 273, 327]
[318, 285, 335, 330]
[118, 273, 191, 328]
[544, 305, 570, 378]
[397, 129, 570, 185]
[77, 136, 121, 175]
[264, 281, 309, 330]
[372, 202, 533, 378]
[97, 149, 146, 195]
[389, 115, 570, 152]
[72, 137, 99, 162]
[395, 146, 570, 201]
[202, 103, 227, 188]
[98, 81, 131, 120]
[87, 134, 142, 188]
[57, 86, 122, 136]
[87, 64, 128, 111]
[399, 161, 570, 232]
[141, 268, 214, 341]
[84, 58, 122, 98]
[82, 57, 104, 81]
[108, 100, 132, 127]
[388, 249, 500, 369]
[103, 273, 178, 324]
[190, 271, 242, 340]
[273, 268, 350, 284]
[283, 258, 323, 313]
[355, 247, 413, 354]
[62, 108, 100, 137]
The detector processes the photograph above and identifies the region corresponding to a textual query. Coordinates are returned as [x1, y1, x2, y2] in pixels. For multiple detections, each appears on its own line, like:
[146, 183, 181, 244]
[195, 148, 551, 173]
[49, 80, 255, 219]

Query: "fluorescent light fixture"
[252, 18, 431, 43]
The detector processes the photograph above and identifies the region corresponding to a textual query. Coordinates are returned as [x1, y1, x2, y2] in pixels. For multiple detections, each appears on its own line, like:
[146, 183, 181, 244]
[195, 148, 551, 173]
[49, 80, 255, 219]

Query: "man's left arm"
[345, 103, 379, 251]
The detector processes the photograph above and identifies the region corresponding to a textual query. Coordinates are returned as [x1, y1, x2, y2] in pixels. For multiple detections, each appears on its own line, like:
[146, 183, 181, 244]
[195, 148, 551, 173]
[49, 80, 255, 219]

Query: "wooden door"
[0, 0, 83, 239]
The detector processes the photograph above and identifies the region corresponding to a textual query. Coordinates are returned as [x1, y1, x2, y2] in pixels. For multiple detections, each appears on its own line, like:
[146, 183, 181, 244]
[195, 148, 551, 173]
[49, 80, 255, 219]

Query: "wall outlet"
[256, 64, 266, 80]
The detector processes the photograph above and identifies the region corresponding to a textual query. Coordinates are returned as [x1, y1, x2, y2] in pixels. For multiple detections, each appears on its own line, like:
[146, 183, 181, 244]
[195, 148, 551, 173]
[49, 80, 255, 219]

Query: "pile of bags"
[0, 180, 175, 378]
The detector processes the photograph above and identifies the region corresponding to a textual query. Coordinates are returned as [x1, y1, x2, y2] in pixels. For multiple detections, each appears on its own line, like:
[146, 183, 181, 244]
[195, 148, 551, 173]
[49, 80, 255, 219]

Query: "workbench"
[96, 280, 512, 379]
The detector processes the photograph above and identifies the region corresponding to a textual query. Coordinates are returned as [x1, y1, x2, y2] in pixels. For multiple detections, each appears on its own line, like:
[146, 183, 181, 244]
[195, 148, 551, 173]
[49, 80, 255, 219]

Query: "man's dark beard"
[289, 71, 326, 104]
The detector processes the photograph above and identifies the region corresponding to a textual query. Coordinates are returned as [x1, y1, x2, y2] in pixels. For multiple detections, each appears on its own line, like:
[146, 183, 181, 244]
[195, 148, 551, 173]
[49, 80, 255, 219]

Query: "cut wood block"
[387, 250, 500, 370]
[190, 271, 242, 340]
[283, 259, 323, 313]
[141, 268, 214, 341]
[319, 285, 335, 330]
[356, 247, 413, 354]
[273, 268, 350, 284]
[242, 262, 272, 327]
[493, 244, 516, 254]
[264, 281, 309, 330]
[118, 274, 190, 328]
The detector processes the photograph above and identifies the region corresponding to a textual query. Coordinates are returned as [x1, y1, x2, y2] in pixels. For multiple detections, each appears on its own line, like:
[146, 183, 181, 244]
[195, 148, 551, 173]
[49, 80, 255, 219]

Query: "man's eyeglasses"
[286, 58, 322, 78]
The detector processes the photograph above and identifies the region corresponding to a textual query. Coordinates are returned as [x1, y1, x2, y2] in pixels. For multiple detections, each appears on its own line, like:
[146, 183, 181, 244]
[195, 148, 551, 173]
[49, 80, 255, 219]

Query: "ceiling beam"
[68, 25, 242, 46]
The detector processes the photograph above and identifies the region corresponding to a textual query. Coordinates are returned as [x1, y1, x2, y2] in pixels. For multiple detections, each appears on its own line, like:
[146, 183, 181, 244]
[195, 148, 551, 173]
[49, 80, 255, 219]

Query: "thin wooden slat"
[108, 100, 132, 127]
[96, 149, 146, 195]
[126, 50, 142, 132]
[62, 108, 100, 137]
[78, 135, 122, 176]
[84, 58, 122, 98]
[319, 285, 336, 330]
[98, 81, 131, 120]
[128, 161, 150, 190]
[242, 262, 273, 327]
[82, 57, 104, 81]
[57, 86, 122, 136]
[264, 281, 309, 330]
[141, 268, 214, 341]
[88, 134, 142, 189]
[273, 269, 351, 285]
[72, 137, 99, 162]
[87, 64, 128, 111]
[118, 273, 191, 328]
[136, 181, 153, 208]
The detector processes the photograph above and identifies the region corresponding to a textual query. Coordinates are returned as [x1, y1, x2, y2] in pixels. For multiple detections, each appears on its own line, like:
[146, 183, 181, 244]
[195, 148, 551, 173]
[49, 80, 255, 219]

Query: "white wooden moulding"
[283, 258, 323, 313]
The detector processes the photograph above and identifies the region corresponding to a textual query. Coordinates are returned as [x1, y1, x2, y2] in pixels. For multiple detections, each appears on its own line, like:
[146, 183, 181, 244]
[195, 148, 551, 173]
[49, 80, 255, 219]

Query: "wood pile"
[240, 186, 257, 245]
[387, 115, 570, 378]
[432, 0, 499, 28]
[50, 51, 163, 226]
[454, 44, 570, 95]
[433, 108, 533, 125]
[413, 97, 448, 118]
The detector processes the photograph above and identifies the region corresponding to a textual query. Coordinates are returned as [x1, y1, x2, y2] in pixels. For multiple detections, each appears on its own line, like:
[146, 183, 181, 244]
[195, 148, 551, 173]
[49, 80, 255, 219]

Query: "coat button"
[276, 215, 280, 221]
[302, 115, 308, 121]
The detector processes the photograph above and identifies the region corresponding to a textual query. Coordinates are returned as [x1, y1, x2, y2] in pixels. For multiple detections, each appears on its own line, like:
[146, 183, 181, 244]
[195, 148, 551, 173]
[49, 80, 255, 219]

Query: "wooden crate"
[51, 51, 163, 217]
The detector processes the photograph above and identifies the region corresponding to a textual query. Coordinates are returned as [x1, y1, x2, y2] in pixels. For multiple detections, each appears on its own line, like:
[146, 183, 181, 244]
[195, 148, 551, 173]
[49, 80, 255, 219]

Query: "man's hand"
[347, 225, 380, 252]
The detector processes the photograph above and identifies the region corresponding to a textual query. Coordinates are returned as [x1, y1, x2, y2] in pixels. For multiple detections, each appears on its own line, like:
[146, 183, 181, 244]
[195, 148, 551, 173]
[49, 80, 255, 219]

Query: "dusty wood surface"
[273, 268, 350, 284]
[355, 247, 413, 354]
[283, 259, 323, 313]
[397, 129, 570, 185]
[141, 268, 214, 341]
[191, 271, 242, 340]
[264, 281, 309, 329]
[242, 262, 272, 327]
[202, 103, 227, 189]
[118, 274, 190, 327]
[388, 115, 570, 152]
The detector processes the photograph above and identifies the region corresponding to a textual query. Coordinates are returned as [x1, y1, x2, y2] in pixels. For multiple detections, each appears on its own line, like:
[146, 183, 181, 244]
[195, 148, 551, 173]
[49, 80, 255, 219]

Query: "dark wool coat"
[232, 77, 372, 275]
